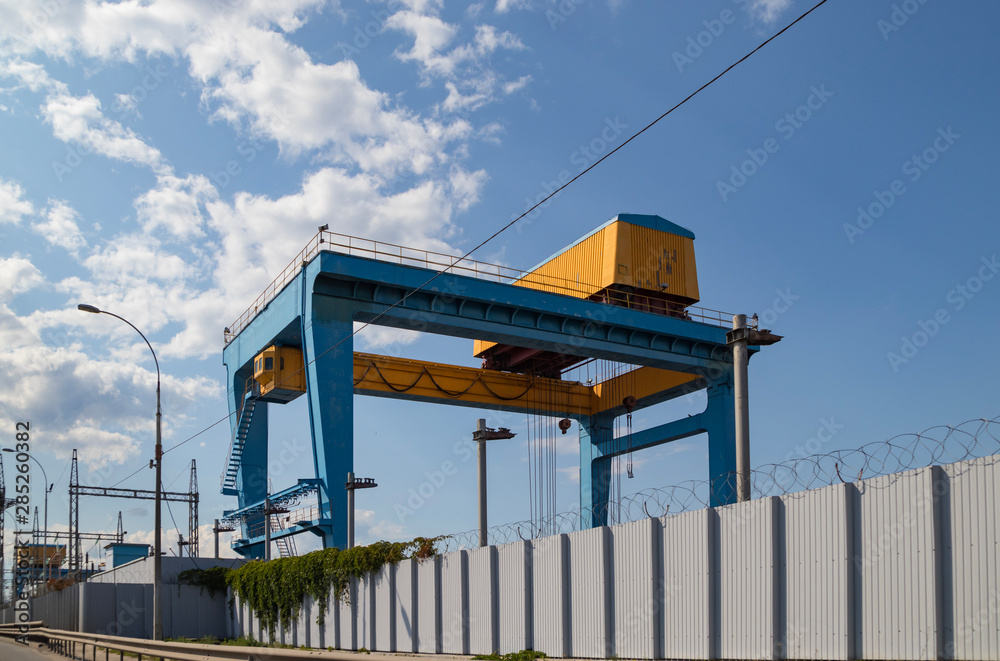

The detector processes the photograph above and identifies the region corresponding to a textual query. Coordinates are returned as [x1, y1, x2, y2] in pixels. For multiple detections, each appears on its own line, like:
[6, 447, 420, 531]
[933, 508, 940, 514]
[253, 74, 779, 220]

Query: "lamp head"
[77, 304, 101, 314]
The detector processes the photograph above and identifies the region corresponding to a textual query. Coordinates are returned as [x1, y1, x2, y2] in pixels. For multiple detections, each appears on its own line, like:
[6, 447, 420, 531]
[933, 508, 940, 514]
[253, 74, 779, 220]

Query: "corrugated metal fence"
[237, 454, 999, 660]
[0, 580, 230, 639]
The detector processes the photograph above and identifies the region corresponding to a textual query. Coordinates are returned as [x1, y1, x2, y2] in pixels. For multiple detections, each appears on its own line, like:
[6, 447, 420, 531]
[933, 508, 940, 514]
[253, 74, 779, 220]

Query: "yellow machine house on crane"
[253, 345, 306, 402]
[475, 213, 701, 376]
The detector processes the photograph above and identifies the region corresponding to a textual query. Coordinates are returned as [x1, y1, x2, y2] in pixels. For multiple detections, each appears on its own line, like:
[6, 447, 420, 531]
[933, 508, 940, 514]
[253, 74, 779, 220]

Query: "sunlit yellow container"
[253, 345, 306, 402]
[475, 214, 700, 362]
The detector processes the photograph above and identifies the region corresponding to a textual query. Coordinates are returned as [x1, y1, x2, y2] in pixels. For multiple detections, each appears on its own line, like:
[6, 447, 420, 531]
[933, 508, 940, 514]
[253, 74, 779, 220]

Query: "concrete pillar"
[477, 420, 487, 547]
[347, 472, 355, 549]
[733, 314, 751, 502]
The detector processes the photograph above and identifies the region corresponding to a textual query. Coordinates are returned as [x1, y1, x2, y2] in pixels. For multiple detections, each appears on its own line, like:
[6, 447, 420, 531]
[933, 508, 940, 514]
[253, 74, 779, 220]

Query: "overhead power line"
[126, 0, 832, 478]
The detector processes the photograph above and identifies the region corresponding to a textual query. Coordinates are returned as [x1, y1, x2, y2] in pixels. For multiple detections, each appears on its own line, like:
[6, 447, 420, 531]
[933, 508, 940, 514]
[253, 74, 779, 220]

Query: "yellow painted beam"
[353, 352, 592, 416]
[591, 366, 700, 414]
[353, 352, 701, 418]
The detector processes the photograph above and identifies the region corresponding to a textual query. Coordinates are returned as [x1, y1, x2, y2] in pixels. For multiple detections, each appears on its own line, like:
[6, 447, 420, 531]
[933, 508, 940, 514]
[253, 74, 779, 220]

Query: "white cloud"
[449, 167, 488, 212]
[384, 4, 531, 117]
[43, 92, 165, 171]
[1, 59, 166, 174]
[502, 74, 532, 95]
[354, 324, 423, 353]
[386, 9, 460, 76]
[747, 0, 795, 23]
[2, 3, 471, 178]
[81, 235, 194, 283]
[0, 177, 34, 224]
[496, 0, 531, 13]
[32, 200, 87, 254]
[0, 321, 221, 469]
[135, 173, 216, 239]
[0, 255, 44, 302]
[356, 508, 407, 542]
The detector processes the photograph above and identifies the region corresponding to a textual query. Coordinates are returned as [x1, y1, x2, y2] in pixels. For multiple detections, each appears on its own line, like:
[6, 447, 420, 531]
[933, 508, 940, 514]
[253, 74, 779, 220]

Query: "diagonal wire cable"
[120, 0, 832, 478]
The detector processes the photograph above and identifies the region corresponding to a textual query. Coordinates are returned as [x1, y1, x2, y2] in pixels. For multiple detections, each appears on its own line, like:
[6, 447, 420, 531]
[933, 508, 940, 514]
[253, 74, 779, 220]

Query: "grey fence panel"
[416, 554, 440, 653]
[113, 584, 148, 638]
[718, 496, 778, 660]
[224, 456, 1000, 661]
[661, 508, 712, 660]
[37, 583, 80, 631]
[943, 456, 1000, 660]
[440, 549, 468, 654]
[373, 563, 395, 651]
[531, 533, 568, 657]
[568, 525, 611, 659]
[781, 483, 852, 660]
[497, 540, 531, 654]
[468, 545, 498, 655]
[164, 584, 228, 641]
[611, 517, 659, 659]
[856, 467, 938, 660]
[357, 575, 373, 650]
[338, 578, 356, 650]
[322, 593, 337, 650]
[394, 558, 417, 653]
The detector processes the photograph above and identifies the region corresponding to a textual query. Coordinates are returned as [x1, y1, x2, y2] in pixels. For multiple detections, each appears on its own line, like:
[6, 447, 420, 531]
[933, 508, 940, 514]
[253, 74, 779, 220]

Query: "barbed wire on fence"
[439, 416, 1000, 552]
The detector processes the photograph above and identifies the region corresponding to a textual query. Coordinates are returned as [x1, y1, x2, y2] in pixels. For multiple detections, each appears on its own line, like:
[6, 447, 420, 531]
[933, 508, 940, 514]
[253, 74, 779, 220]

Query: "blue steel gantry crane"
[220, 214, 780, 558]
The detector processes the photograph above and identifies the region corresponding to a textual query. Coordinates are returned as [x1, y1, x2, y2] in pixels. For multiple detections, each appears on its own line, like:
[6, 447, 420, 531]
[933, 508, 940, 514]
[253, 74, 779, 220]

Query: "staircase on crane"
[221, 381, 258, 496]
[269, 513, 297, 558]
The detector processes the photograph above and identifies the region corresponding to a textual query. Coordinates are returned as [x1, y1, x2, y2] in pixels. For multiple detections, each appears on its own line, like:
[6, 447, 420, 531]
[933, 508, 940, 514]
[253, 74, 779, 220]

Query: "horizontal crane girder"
[353, 352, 701, 418]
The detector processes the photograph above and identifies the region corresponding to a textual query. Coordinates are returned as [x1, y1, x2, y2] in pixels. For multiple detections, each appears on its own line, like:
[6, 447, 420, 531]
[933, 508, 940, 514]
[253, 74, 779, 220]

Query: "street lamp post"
[77, 303, 163, 640]
[1, 449, 50, 583]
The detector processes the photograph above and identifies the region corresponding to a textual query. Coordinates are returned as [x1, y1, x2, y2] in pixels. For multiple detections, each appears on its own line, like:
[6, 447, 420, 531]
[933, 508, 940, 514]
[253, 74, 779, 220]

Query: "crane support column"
[733, 314, 751, 502]
[303, 289, 355, 550]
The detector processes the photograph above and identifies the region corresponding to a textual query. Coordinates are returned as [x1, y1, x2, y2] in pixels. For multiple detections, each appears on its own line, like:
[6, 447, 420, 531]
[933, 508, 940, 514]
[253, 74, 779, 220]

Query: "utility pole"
[264, 498, 271, 562]
[472, 420, 515, 547]
[345, 474, 377, 549]
[726, 315, 783, 503]
[213, 519, 234, 559]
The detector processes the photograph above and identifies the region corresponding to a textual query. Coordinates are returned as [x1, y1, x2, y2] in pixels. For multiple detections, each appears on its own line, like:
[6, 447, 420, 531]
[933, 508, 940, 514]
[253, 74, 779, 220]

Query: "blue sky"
[0, 0, 997, 563]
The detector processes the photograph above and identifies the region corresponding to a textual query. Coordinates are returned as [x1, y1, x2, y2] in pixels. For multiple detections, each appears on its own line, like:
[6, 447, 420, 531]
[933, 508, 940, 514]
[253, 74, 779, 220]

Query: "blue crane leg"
[580, 414, 614, 528]
[303, 294, 354, 550]
[704, 373, 738, 506]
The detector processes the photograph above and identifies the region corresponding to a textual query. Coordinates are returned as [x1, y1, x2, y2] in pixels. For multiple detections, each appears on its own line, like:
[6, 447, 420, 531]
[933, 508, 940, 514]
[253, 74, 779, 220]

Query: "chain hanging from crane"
[623, 394, 636, 479]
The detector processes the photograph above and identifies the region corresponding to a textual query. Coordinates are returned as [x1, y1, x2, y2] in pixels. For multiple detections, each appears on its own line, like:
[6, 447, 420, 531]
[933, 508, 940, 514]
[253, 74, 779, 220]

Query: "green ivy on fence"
[179, 536, 443, 637]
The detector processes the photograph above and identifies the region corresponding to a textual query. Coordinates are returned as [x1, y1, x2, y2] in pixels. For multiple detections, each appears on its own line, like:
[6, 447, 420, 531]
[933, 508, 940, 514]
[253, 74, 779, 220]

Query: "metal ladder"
[221, 379, 259, 494]
[267, 479, 297, 558]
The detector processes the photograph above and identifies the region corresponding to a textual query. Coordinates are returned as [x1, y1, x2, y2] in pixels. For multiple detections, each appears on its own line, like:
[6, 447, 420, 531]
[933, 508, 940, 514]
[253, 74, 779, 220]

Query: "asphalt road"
[0, 637, 53, 660]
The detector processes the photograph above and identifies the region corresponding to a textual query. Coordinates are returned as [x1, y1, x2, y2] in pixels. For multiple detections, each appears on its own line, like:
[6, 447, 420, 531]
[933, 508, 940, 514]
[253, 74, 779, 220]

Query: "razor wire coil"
[439, 416, 999, 552]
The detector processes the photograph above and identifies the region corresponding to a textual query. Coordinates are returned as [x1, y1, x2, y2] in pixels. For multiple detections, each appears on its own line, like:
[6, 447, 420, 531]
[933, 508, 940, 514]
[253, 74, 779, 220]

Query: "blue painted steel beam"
[310, 253, 734, 374]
